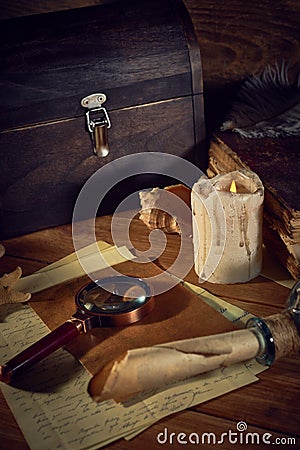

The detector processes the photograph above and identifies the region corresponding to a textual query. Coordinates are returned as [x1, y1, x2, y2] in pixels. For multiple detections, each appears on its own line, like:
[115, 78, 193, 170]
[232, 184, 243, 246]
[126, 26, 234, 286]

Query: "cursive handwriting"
[0, 301, 260, 450]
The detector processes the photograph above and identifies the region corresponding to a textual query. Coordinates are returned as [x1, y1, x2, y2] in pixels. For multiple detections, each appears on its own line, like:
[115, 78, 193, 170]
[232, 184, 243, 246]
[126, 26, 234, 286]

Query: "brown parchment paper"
[30, 260, 237, 376]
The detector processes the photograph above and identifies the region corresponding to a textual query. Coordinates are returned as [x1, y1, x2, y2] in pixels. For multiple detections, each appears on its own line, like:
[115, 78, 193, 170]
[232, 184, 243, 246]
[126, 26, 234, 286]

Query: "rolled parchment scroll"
[89, 282, 300, 403]
[89, 328, 261, 403]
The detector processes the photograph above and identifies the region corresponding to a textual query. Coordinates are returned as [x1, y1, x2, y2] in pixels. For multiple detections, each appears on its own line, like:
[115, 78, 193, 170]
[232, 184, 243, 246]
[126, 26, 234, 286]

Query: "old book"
[208, 131, 300, 279]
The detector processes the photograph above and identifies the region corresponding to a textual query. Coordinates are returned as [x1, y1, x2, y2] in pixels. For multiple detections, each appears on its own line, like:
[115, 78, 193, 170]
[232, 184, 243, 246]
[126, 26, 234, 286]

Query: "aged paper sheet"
[0, 302, 258, 449]
[2, 240, 293, 448]
[15, 241, 134, 294]
[0, 287, 260, 449]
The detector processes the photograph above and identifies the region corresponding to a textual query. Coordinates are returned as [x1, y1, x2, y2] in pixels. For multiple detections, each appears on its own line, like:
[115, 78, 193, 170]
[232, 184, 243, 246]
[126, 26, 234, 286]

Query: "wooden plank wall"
[1, 0, 299, 133]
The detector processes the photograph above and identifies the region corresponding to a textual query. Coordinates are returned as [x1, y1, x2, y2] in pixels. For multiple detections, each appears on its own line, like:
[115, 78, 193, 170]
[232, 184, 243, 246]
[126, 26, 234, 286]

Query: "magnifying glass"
[0, 276, 154, 384]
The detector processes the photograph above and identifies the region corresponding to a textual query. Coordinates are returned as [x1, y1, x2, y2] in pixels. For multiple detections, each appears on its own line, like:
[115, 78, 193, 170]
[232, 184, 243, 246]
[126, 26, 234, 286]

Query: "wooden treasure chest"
[0, 0, 205, 239]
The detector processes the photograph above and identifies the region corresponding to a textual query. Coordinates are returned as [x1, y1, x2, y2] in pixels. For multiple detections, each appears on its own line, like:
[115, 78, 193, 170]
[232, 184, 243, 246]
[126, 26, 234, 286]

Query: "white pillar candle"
[192, 170, 264, 284]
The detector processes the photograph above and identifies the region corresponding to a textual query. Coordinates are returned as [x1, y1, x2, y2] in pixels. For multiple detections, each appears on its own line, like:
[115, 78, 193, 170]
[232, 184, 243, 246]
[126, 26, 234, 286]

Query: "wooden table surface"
[0, 213, 299, 449]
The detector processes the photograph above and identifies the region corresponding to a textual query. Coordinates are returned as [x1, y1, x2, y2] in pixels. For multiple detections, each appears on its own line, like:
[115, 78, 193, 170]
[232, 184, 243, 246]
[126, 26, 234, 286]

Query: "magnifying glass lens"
[78, 277, 150, 314]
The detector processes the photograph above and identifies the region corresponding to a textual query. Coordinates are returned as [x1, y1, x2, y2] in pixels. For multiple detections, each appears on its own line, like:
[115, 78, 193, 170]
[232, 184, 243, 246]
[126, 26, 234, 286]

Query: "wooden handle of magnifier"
[0, 321, 81, 384]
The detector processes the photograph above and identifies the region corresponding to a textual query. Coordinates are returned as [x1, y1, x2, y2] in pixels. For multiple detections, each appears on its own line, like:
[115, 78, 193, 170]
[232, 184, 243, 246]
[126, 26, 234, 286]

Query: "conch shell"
[139, 184, 191, 235]
[138, 208, 180, 233]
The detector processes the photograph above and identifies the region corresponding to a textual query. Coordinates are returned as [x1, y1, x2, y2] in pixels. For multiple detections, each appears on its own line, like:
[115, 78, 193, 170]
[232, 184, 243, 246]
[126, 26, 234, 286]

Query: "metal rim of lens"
[75, 275, 152, 316]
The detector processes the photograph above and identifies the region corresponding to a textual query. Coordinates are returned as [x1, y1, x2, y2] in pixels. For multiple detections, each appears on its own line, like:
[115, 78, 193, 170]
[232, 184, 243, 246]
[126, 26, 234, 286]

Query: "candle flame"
[230, 179, 237, 193]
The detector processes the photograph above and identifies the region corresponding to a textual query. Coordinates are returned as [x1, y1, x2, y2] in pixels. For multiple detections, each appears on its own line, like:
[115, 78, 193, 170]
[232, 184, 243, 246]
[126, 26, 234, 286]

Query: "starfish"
[0, 266, 31, 305]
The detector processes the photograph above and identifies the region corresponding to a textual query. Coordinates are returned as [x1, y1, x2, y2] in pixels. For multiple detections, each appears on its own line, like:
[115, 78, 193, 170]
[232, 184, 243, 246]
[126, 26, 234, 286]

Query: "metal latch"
[81, 93, 111, 157]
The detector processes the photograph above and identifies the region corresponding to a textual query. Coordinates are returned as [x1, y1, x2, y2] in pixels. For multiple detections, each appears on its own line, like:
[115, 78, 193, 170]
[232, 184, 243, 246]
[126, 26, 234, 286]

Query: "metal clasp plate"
[81, 93, 111, 157]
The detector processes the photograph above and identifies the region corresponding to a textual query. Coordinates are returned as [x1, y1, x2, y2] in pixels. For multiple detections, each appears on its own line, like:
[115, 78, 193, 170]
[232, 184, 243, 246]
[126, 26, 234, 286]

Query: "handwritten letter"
[0, 297, 260, 449]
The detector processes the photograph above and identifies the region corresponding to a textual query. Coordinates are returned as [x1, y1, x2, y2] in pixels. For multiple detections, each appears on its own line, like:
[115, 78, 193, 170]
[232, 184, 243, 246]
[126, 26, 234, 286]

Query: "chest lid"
[0, 0, 203, 132]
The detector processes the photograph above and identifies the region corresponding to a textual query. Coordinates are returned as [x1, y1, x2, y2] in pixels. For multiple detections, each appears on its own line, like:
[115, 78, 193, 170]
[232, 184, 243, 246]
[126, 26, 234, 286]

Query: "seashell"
[139, 208, 181, 234]
[138, 184, 191, 235]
